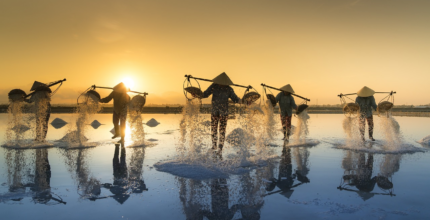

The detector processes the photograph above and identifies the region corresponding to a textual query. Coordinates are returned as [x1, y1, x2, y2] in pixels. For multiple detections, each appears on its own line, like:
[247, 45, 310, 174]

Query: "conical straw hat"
[30, 81, 47, 91]
[113, 82, 129, 93]
[357, 86, 375, 97]
[212, 72, 233, 86]
[280, 84, 295, 94]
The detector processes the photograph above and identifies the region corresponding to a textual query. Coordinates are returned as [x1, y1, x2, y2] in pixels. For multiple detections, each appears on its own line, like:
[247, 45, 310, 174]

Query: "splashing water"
[128, 110, 146, 147]
[378, 115, 403, 151]
[5, 99, 30, 145]
[156, 100, 276, 179]
[261, 100, 277, 141]
[292, 110, 310, 144]
[342, 117, 362, 147]
[61, 93, 101, 146]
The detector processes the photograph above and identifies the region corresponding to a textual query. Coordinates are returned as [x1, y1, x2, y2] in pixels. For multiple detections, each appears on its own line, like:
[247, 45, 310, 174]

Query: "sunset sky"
[1, 0, 429, 105]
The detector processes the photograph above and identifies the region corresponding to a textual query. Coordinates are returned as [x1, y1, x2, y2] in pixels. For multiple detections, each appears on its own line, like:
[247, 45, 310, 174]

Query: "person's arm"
[100, 91, 114, 103]
[229, 87, 241, 104]
[370, 96, 377, 111]
[291, 96, 298, 110]
[202, 83, 215, 99]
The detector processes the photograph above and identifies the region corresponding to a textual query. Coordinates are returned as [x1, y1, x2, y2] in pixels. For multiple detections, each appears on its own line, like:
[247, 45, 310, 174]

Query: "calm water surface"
[0, 113, 429, 220]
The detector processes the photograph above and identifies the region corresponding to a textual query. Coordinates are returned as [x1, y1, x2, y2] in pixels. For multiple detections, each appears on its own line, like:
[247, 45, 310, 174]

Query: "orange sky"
[1, 0, 429, 105]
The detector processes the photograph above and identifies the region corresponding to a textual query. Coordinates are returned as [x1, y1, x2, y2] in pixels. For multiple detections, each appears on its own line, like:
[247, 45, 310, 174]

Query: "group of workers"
[18, 73, 379, 149]
[198, 72, 379, 153]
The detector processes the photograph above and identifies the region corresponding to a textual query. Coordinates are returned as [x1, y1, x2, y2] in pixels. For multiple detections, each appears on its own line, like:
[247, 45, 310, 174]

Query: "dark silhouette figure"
[100, 82, 130, 142]
[102, 143, 148, 204]
[266, 146, 308, 198]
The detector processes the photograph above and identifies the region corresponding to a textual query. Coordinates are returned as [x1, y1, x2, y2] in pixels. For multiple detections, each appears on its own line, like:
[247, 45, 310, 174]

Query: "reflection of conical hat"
[280, 84, 295, 93]
[113, 82, 129, 93]
[212, 72, 233, 86]
[357, 86, 375, 97]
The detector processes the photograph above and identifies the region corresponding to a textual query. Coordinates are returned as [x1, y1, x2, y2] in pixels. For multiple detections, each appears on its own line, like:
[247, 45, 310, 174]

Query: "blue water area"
[0, 113, 429, 220]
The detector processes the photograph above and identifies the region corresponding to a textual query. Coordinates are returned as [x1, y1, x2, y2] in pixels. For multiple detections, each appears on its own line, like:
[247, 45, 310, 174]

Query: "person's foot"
[218, 144, 223, 150]
[117, 138, 124, 143]
[112, 134, 120, 139]
[369, 137, 375, 141]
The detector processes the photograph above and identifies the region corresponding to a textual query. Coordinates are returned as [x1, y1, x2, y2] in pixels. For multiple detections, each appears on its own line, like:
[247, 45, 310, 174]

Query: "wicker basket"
[296, 104, 309, 115]
[242, 92, 260, 104]
[266, 94, 276, 107]
[8, 89, 27, 102]
[86, 90, 101, 102]
[129, 95, 146, 112]
[343, 103, 360, 114]
[377, 101, 394, 114]
[184, 87, 203, 99]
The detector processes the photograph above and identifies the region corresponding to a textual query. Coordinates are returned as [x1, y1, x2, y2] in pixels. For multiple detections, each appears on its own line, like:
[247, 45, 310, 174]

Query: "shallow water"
[0, 113, 430, 220]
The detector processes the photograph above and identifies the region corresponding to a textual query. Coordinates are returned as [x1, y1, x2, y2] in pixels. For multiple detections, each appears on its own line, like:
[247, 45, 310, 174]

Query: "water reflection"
[177, 167, 268, 219]
[101, 143, 148, 204]
[338, 150, 397, 200]
[265, 146, 310, 198]
[1, 148, 66, 204]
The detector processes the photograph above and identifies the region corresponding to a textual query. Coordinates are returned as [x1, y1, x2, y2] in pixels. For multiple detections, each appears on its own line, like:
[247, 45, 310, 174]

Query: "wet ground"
[1, 113, 429, 220]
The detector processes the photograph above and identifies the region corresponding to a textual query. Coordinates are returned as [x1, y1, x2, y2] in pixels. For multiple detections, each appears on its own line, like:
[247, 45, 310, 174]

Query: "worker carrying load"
[99, 83, 131, 143]
[24, 79, 66, 142]
[261, 83, 310, 142]
[338, 86, 396, 142]
[356, 86, 377, 142]
[202, 72, 242, 152]
[184, 73, 260, 155]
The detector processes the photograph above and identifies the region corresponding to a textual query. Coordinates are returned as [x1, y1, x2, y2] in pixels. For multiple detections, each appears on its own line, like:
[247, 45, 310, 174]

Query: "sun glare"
[122, 77, 134, 90]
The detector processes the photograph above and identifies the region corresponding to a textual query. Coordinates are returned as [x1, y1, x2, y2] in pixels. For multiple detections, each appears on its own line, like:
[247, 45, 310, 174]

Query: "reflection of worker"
[355, 86, 377, 141]
[342, 152, 376, 200]
[202, 178, 239, 220]
[266, 146, 308, 199]
[100, 82, 130, 142]
[103, 143, 129, 204]
[202, 72, 241, 151]
[26, 86, 52, 142]
[275, 84, 297, 141]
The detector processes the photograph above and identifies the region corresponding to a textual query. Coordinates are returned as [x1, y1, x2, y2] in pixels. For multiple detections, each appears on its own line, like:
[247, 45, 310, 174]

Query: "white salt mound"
[226, 128, 255, 146]
[59, 131, 89, 142]
[146, 118, 160, 127]
[418, 135, 430, 146]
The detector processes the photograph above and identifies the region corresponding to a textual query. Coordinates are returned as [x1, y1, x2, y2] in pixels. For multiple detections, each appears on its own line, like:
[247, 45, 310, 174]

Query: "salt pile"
[59, 131, 89, 142]
[418, 135, 430, 146]
[146, 118, 160, 127]
[226, 128, 255, 146]
[90, 120, 102, 129]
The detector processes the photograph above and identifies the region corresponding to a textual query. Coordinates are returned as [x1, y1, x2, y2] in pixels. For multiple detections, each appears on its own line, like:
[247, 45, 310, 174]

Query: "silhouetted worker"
[355, 86, 377, 141]
[26, 84, 52, 142]
[100, 82, 130, 143]
[275, 84, 298, 141]
[202, 72, 242, 152]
